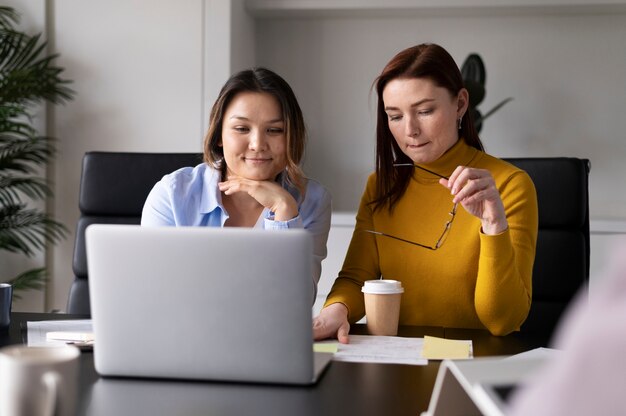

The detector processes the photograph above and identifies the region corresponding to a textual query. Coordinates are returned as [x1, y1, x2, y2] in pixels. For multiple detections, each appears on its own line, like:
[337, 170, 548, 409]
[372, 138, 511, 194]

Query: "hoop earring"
[458, 116, 463, 130]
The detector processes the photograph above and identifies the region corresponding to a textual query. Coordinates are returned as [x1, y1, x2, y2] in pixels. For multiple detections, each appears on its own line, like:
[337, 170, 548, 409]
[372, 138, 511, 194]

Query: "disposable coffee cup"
[362, 279, 404, 336]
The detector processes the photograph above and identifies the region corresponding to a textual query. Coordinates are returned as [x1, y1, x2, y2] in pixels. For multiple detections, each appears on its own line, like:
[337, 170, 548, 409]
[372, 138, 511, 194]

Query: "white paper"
[27, 320, 93, 347]
[323, 334, 428, 365]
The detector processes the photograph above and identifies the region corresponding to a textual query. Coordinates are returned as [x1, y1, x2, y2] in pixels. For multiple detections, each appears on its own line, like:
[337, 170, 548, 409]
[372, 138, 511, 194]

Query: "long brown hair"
[372, 43, 483, 212]
[203, 67, 307, 195]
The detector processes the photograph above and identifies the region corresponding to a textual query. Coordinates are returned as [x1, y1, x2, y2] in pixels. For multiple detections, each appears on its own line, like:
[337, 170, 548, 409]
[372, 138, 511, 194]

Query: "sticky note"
[314, 342, 339, 354]
[421, 336, 472, 360]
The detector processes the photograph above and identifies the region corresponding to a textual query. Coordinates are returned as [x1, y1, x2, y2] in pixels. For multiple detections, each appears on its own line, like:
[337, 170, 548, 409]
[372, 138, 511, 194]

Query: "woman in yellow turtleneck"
[313, 43, 538, 340]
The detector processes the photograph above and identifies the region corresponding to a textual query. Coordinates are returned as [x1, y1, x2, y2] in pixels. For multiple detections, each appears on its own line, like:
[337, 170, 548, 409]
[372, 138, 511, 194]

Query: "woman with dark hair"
[142, 67, 332, 299]
[314, 44, 537, 340]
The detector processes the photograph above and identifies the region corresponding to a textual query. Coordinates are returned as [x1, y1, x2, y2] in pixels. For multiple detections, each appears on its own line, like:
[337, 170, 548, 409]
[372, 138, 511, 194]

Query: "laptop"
[85, 224, 332, 385]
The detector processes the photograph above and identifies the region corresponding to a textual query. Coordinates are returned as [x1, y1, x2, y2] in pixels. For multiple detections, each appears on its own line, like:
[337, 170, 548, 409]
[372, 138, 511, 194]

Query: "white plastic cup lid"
[361, 279, 404, 294]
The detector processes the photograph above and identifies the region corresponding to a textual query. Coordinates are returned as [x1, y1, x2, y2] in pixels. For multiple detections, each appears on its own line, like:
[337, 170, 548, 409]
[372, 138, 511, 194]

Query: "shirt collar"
[199, 165, 224, 214]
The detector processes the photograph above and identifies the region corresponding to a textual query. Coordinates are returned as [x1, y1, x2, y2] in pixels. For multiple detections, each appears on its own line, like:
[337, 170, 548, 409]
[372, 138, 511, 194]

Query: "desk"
[1, 312, 550, 416]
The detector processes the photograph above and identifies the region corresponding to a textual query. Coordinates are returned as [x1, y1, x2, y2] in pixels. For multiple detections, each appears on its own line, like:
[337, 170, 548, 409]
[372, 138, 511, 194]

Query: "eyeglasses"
[364, 163, 457, 251]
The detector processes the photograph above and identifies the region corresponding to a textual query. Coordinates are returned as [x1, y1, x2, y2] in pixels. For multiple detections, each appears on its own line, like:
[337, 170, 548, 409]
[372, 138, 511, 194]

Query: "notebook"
[86, 224, 332, 385]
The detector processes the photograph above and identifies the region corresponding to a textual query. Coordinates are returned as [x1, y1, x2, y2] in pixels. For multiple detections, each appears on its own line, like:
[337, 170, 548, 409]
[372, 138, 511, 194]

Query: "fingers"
[445, 166, 508, 234]
[312, 319, 350, 344]
[312, 315, 336, 341]
[337, 321, 351, 344]
[453, 177, 494, 204]
[446, 166, 495, 204]
[312, 317, 326, 341]
[312, 303, 351, 343]
[445, 165, 466, 194]
[218, 177, 257, 195]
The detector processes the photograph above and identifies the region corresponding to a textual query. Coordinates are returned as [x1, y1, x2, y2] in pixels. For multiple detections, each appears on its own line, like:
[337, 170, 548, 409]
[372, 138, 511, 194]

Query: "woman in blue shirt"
[142, 67, 332, 299]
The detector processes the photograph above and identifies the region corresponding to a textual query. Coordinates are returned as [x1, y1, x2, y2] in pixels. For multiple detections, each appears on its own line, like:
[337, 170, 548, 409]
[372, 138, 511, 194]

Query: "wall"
[254, 10, 626, 217]
[46, 0, 209, 312]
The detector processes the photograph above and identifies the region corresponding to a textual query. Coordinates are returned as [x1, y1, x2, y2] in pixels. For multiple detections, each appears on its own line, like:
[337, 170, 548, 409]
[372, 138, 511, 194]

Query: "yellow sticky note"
[421, 336, 472, 360]
[314, 342, 339, 354]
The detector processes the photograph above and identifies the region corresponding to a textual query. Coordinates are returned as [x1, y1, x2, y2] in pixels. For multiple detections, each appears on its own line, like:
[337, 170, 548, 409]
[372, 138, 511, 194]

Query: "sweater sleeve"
[474, 170, 538, 335]
[324, 174, 380, 323]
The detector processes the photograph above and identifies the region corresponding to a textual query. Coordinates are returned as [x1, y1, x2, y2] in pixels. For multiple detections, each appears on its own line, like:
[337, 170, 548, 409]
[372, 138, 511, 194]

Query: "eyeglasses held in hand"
[364, 163, 457, 251]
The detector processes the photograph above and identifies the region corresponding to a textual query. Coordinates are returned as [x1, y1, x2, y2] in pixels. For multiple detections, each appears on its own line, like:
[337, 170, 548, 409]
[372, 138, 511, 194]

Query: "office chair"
[67, 151, 203, 315]
[504, 157, 590, 336]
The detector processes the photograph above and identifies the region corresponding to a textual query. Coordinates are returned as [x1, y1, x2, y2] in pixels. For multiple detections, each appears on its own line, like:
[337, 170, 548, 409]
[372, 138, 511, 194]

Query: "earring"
[458, 116, 463, 130]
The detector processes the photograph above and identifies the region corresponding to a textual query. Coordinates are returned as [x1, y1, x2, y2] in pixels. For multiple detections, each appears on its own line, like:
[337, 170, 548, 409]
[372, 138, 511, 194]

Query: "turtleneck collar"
[412, 138, 481, 181]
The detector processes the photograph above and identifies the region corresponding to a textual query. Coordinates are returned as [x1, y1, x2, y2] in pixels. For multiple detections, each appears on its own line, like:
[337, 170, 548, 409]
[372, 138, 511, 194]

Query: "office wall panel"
[48, 0, 205, 311]
[255, 12, 626, 221]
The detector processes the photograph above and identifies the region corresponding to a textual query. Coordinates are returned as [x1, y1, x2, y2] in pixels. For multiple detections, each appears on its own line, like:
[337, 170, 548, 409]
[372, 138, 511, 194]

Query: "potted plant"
[0, 6, 74, 300]
[461, 53, 513, 132]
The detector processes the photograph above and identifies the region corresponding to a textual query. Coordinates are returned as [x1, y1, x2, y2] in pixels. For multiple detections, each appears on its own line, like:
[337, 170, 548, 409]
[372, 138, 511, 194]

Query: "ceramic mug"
[0, 283, 11, 332]
[0, 345, 80, 416]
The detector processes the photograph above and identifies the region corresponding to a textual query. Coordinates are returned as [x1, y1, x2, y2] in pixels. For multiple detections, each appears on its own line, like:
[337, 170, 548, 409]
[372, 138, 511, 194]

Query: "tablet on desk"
[423, 354, 549, 416]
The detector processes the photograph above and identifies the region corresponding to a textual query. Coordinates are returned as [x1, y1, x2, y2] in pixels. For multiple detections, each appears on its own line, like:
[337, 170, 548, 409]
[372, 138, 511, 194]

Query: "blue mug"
[0, 283, 12, 332]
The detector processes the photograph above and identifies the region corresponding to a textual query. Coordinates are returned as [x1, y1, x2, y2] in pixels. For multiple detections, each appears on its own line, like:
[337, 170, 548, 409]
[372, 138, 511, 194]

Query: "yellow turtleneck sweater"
[324, 139, 538, 335]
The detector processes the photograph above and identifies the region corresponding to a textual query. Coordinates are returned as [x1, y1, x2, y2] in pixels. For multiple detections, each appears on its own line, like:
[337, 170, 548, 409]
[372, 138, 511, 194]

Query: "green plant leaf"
[0, 30, 74, 107]
[0, 6, 73, 302]
[0, 135, 55, 174]
[478, 97, 514, 122]
[461, 52, 513, 133]
[0, 7, 20, 32]
[0, 176, 50, 205]
[0, 204, 67, 256]
[464, 80, 485, 108]
[6, 267, 47, 299]
[461, 53, 486, 86]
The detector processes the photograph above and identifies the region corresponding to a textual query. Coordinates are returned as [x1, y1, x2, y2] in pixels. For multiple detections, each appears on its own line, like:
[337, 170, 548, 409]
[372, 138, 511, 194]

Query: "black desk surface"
[1, 312, 551, 416]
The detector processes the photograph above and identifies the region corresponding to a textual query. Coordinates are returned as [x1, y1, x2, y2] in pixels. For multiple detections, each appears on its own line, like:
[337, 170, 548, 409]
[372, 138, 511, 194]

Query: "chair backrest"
[67, 152, 203, 315]
[504, 157, 590, 336]
[68, 153, 591, 330]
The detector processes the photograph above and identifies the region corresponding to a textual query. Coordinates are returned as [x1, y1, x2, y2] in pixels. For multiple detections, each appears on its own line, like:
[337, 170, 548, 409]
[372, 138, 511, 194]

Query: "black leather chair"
[67, 152, 203, 315]
[504, 158, 590, 337]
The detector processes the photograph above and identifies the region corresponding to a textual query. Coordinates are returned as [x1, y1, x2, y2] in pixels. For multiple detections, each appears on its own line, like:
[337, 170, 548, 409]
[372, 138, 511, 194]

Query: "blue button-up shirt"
[141, 163, 332, 299]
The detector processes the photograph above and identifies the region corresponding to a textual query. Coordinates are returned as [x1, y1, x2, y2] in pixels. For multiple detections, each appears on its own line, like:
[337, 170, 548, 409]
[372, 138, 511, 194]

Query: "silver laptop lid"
[86, 224, 318, 384]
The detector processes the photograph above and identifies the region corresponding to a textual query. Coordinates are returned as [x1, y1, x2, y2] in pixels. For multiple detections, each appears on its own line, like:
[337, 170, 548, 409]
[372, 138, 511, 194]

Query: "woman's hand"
[440, 166, 508, 235]
[218, 175, 298, 221]
[313, 303, 351, 344]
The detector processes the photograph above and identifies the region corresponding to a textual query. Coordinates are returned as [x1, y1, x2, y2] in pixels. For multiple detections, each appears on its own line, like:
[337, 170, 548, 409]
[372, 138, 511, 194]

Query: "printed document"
[316, 335, 428, 365]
